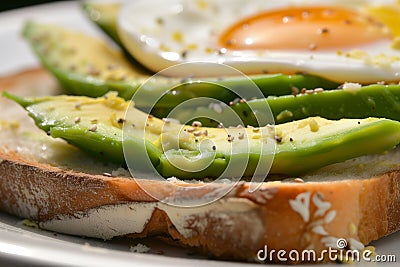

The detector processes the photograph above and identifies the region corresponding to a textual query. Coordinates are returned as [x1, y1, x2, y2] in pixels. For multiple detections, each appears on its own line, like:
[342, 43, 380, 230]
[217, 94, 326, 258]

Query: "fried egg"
[117, 0, 400, 83]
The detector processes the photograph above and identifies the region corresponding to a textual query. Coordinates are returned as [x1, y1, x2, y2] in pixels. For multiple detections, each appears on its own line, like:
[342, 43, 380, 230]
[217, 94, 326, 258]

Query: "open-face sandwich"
[1, 0, 400, 264]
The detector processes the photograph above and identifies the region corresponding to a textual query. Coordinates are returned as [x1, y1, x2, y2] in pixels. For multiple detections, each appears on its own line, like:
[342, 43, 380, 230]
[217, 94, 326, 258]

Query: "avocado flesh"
[4, 92, 162, 167]
[23, 21, 150, 99]
[82, 1, 152, 73]
[82, 2, 122, 46]
[6, 92, 400, 178]
[23, 21, 339, 116]
[158, 117, 400, 177]
[174, 84, 400, 126]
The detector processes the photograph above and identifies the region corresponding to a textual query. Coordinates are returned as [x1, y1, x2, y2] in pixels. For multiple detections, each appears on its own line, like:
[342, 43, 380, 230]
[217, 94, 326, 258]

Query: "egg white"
[117, 0, 400, 83]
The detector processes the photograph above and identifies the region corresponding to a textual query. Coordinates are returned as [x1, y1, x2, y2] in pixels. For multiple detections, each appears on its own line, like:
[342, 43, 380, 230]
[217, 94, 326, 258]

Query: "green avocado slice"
[3, 91, 162, 167]
[5, 92, 400, 178]
[23, 21, 339, 114]
[173, 84, 400, 126]
[82, 2, 122, 46]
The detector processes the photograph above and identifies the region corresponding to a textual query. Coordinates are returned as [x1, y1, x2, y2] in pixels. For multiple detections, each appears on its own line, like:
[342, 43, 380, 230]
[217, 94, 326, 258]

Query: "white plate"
[0, 1, 399, 266]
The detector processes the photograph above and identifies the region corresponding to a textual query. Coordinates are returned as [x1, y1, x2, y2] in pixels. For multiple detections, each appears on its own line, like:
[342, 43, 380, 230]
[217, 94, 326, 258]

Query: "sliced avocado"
[248, 83, 400, 125]
[23, 21, 339, 115]
[158, 116, 400, 177]
[82, 2, 122, 46]
[6, 92, 400, 178]
[174, 84, 400, 126]
[82, 1, 152, 71]
[3, 91, 162, 167]
[270, 117, 400, 175]
[23, 21, 150, 99]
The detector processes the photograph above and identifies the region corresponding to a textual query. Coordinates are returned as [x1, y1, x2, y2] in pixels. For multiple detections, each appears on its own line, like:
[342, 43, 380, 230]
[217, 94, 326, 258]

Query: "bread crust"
[1, 149, 399, 261]
[1, 68, 400, 262]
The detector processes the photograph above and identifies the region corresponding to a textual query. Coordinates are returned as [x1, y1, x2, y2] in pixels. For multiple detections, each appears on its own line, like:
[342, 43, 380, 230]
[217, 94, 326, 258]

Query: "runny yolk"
[219, 6, 392, 51]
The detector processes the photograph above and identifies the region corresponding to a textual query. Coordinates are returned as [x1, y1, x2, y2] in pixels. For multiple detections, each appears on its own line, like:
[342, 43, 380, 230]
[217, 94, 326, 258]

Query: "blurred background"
[0, 0, 67, 12]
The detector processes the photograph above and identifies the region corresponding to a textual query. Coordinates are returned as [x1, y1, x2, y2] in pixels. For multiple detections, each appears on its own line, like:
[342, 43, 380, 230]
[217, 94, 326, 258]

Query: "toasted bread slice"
[1, 69, 400, 262]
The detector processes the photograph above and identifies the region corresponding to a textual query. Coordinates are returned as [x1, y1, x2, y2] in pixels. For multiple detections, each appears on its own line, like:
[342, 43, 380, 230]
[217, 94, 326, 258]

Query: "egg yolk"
[364, 5, 400, 37]
[219, 6, 392, 51]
